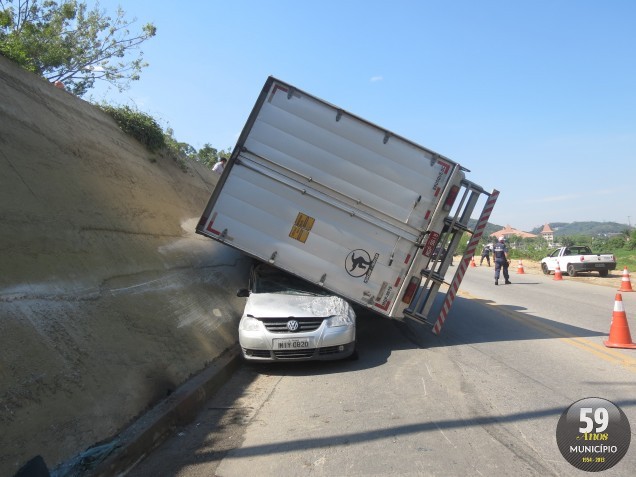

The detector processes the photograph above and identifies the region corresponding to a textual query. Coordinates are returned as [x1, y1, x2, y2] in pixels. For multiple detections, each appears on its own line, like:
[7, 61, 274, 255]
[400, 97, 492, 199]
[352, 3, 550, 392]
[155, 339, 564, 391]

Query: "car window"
[252, 266, 330, 296]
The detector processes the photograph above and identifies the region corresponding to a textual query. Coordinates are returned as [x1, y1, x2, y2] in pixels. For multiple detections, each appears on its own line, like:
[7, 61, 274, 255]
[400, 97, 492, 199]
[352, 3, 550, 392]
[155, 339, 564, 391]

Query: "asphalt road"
[127, 264, 636, 477]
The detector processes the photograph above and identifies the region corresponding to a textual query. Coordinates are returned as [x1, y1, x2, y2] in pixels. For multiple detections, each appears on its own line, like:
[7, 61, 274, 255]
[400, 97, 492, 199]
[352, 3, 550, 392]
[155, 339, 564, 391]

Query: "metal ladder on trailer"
[403, 182, 499, 334]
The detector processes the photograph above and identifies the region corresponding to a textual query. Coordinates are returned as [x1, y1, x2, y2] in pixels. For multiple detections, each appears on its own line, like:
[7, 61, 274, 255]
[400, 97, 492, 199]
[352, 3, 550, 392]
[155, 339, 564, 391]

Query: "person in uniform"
[493, 236, 511, 285]
[479, 244, 491, 266]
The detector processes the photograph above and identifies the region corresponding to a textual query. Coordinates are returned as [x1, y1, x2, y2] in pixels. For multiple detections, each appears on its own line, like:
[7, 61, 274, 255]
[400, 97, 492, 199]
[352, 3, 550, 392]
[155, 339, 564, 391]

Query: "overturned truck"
[197, 77, 498, 334]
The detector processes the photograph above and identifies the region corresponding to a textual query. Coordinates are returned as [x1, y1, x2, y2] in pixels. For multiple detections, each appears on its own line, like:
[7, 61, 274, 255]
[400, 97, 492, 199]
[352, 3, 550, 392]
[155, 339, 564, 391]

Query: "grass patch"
[97, 103, 191, 172]
[613, 249, 636, 271]
[98, 104, 165, 151]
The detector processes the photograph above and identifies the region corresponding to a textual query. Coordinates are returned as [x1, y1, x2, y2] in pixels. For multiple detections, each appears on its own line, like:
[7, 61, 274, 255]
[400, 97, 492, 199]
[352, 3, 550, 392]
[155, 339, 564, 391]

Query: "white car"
[237, 263, 357, 361]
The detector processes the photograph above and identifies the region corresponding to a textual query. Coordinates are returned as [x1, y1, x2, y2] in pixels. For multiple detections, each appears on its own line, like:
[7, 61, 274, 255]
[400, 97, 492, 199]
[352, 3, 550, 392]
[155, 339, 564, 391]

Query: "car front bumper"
[239, 324, 356, 362]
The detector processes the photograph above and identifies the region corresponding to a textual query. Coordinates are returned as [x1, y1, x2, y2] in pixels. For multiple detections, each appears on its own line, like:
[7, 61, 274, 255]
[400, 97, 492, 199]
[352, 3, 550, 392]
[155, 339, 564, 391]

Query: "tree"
[606, 236, 626, 251]
[164, 127, 195, 157]
[0, 0, 156, 96]
[629, 230, 636, 250]
[198, 143, 231, 168]
[560, 236, 575, 247]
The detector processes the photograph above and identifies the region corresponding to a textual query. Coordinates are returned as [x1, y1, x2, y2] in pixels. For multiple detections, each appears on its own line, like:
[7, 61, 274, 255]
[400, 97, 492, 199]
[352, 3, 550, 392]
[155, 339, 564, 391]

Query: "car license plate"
[274, 338, 311, 350]
[595, 264, 604, 268]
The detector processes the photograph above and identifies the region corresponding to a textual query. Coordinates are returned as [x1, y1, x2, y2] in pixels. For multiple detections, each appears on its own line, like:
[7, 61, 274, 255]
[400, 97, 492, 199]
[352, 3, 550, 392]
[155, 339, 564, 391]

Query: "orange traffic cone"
[554, 263, 563, 281]
[517, 260, 525, 274]
[604, 293, 636, 349]
[470, 257, 476, 268]
[618, 267, 634, 292]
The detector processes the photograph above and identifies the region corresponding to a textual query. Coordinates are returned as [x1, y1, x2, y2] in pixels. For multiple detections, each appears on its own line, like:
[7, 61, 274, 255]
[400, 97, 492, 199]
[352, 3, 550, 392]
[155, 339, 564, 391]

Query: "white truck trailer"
[196, 77, 498, 333]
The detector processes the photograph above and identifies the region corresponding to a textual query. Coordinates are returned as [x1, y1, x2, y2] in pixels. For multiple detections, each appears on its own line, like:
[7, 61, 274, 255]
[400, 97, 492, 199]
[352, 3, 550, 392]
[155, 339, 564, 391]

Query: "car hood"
[244, 293, 354, 319]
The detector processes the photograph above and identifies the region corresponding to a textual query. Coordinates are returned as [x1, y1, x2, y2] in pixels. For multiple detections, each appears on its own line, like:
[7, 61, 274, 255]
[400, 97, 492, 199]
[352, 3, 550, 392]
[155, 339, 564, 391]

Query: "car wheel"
[599, 270, 609, 277]
[541, 263, 550, 275]
[567, 264, 577, 277]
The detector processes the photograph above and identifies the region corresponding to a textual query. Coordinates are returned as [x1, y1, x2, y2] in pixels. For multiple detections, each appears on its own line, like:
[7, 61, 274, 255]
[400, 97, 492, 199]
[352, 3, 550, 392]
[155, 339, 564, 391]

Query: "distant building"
[540, 223, 554, 245]
[490, 225, 537, 241]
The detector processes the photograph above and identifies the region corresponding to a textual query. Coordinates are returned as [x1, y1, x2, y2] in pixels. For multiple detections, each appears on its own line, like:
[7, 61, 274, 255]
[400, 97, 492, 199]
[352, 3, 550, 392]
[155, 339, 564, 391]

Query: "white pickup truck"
[540, 246, 616, 277]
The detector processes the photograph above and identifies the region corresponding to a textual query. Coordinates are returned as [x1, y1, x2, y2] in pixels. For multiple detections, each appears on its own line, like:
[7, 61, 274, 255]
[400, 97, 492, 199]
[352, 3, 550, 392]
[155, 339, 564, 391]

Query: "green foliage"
[628, 230, 636, 251]
[455, 232, 470, 256]
[480, 220, 635, 264]
[0, 0, 156, 96]
[484, 230, 636, 269]
[163, 127, 194, 172]
[560, 236, 575, 247]
[98, 104, 164, 151]
[96, 104, 234, 173]
[613, 249, 636, 270]
[504, 237, 551, 261]
[606, 236, 626, 250]
[528, 221, 627, 237]
[198, 143, 231, 168]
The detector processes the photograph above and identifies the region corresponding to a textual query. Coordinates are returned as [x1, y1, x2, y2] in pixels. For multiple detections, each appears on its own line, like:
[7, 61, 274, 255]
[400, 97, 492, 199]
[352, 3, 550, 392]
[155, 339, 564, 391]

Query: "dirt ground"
[476, 257, 630, 289]
[0, 55, 251, 475]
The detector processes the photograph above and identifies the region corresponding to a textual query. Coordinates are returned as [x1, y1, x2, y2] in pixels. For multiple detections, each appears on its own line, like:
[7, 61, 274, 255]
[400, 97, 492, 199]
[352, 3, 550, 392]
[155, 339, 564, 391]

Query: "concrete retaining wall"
[0, 55, 249, 476]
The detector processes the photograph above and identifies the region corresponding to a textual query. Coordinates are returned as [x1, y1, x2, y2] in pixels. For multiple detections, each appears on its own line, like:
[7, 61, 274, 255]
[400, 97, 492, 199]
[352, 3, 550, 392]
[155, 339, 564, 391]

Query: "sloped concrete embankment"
[0, 55, 249, 475]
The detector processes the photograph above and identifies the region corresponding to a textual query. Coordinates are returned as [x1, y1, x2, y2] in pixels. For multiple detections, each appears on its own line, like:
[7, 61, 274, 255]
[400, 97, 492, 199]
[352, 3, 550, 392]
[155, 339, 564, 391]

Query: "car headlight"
[326, 313, 355, 328]
[240, 316, 262, 331]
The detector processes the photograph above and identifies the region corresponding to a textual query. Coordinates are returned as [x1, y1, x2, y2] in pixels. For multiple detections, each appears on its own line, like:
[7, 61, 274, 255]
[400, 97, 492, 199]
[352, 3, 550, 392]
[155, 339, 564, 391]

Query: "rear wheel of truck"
[598, 270, 609, 277]
[541, 263, 550, 275]
[567, 264, 577, 277]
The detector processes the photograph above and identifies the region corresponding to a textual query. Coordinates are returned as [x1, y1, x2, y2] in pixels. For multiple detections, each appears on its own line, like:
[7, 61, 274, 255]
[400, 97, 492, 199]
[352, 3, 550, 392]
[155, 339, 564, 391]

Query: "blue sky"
[90, 1, 635, 232]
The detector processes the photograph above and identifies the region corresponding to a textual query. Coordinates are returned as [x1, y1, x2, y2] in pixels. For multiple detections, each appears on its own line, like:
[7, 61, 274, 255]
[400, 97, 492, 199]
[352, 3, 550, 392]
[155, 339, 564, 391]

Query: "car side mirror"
[236, 288, 250, 298]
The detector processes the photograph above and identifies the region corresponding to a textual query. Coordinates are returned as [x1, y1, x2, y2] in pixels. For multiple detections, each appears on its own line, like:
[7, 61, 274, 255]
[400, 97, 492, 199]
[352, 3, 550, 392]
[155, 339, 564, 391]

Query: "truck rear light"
[580, 256, 585, 262]
[442, 185, 460, 212]
[401, 276, 421, 304]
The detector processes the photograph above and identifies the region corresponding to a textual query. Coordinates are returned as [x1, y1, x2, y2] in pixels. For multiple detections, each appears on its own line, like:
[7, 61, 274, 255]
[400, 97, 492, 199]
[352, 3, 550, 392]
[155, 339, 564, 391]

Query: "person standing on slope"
[212, 157, 227, 175]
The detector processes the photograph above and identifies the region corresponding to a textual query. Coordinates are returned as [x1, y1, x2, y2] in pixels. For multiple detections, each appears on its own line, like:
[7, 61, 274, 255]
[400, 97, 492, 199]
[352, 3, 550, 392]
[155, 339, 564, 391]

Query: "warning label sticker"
[289, 212, 315, 243]
[374, 281, 393, 311]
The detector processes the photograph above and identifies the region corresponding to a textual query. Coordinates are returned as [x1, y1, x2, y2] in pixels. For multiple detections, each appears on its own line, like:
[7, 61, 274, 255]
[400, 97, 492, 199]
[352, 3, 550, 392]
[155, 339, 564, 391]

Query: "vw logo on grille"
[286, 319, 299, 331]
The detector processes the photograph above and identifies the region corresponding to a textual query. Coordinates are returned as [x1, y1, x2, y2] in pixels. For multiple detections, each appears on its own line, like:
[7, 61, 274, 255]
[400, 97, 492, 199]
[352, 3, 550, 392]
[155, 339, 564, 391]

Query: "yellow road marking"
[458, 290, 636, 372]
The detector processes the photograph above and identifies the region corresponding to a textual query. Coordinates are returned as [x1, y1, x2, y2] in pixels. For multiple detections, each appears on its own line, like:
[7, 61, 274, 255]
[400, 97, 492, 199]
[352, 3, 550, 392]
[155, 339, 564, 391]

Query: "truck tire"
[541, 263, 550, 275]
[567, 264, 577, 277]
[599, 270, 609, 277]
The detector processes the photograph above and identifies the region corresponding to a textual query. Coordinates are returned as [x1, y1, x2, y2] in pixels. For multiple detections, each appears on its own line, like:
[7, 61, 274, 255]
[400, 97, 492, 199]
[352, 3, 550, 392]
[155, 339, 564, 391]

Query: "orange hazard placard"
[289, 212, 315, 243]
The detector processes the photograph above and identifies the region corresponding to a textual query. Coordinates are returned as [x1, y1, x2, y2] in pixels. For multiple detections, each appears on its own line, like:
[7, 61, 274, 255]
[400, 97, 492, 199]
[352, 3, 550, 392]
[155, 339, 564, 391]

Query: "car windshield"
[253, 266, 331, 296]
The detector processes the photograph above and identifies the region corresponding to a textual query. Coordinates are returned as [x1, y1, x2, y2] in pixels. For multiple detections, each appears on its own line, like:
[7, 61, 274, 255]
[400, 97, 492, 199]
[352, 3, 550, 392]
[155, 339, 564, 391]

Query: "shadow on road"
[243, 287, 612, 377]
[125, 294, 630, 477]
[395, 293, 609, 349]
[188, 399, 636, 464]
